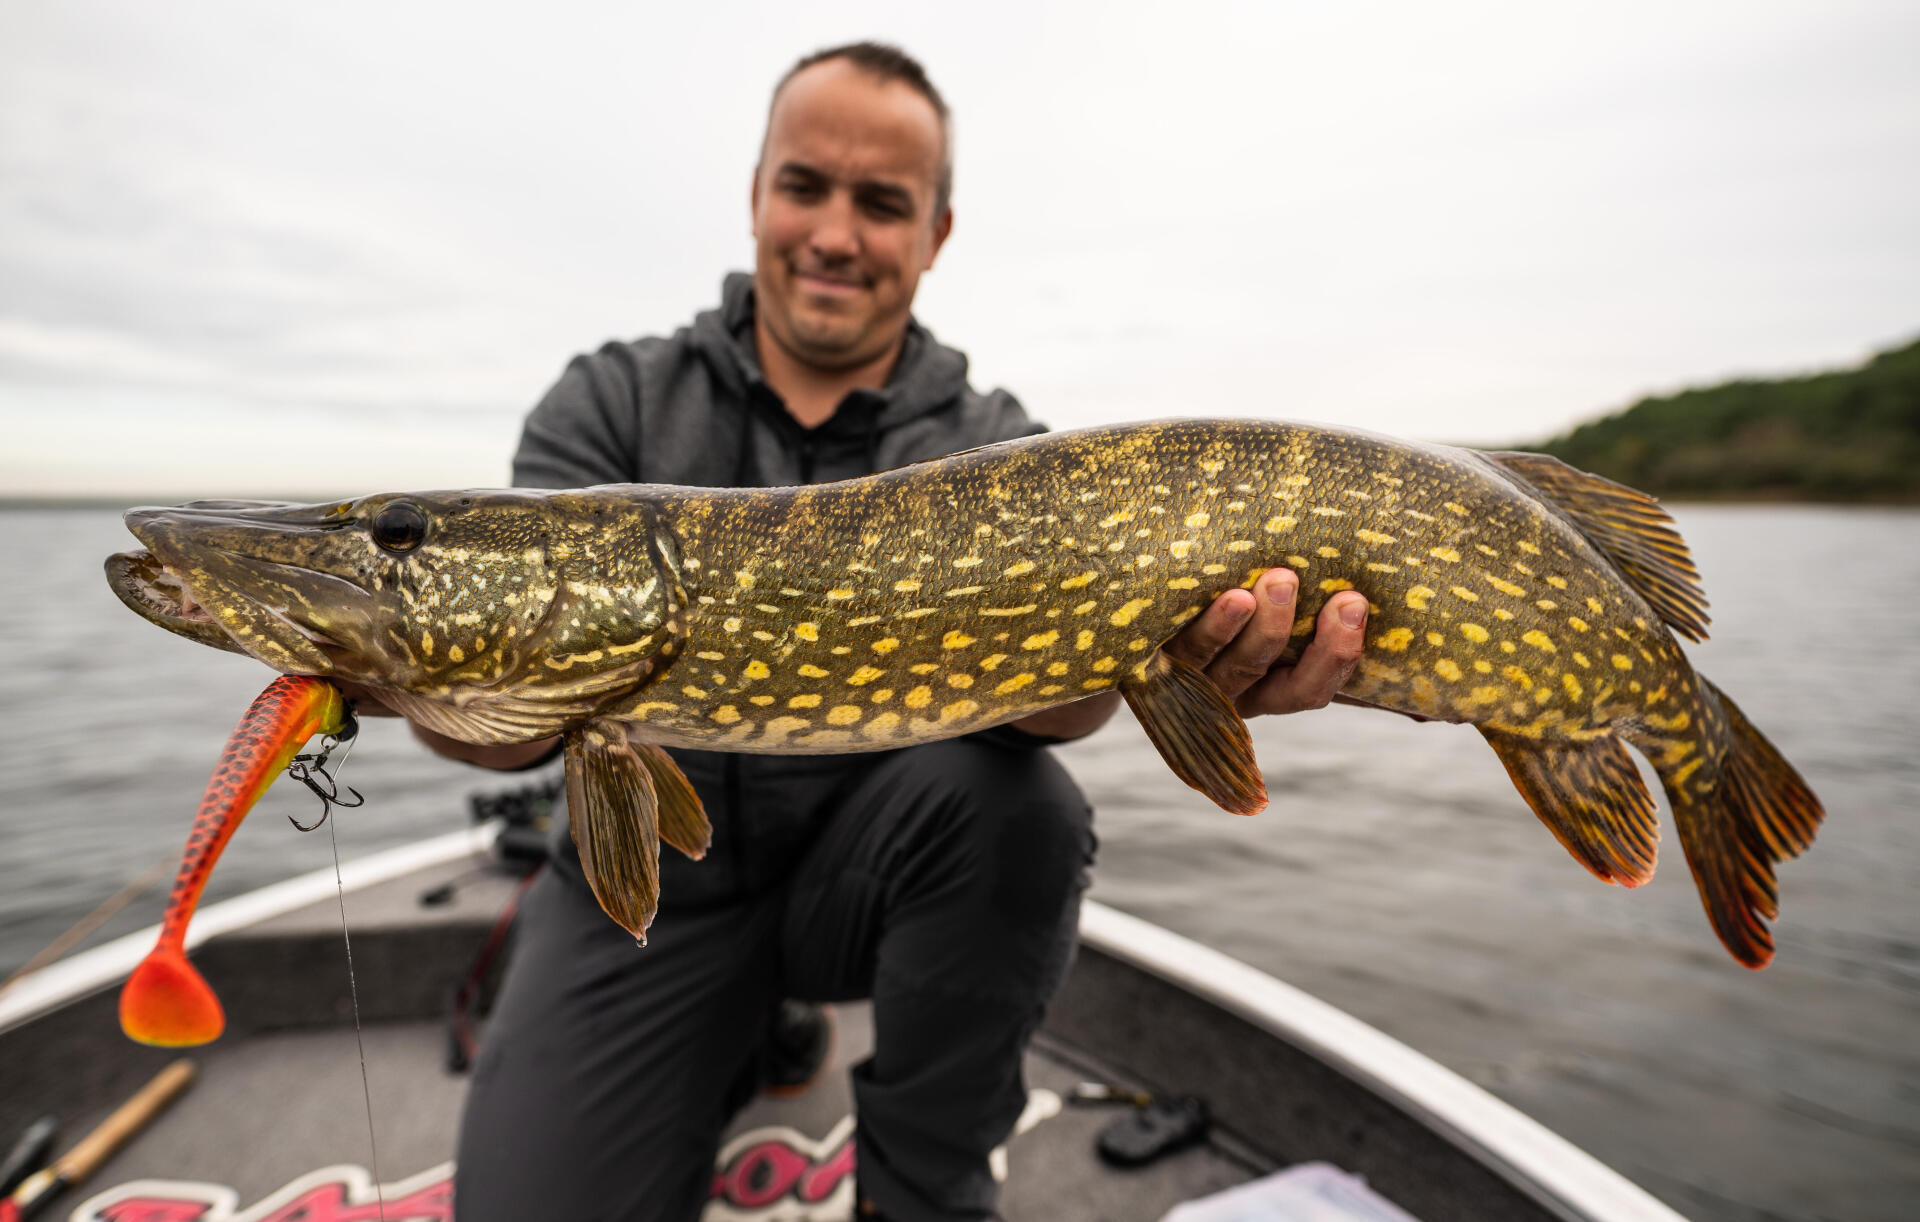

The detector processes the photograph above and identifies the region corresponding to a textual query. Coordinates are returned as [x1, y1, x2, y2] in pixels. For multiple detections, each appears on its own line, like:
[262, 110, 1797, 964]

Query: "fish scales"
[607, 421, 1682, 753]
[107, 417, 1825, 967]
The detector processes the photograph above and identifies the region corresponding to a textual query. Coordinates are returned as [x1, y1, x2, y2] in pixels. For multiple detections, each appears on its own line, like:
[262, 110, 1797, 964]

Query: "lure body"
[118, 675, 350, 1046]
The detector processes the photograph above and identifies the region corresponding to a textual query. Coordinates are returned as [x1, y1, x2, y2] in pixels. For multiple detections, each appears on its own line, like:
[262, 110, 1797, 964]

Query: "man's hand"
[1163, 569, 1368, 717]
[332, 679, 561, 771]
[1010, 567, 1368, 743]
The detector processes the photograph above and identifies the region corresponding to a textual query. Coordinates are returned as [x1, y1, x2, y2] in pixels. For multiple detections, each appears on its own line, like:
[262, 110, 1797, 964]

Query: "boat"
[0, 811, 1686, 1222]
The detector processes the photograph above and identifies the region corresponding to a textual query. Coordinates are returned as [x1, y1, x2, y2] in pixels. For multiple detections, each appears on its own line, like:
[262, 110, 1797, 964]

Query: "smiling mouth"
[794, 267, 867, 291]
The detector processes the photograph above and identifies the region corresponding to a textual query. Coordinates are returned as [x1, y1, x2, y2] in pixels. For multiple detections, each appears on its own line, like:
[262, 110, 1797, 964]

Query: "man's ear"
[926, 207, 954, 269]
[749, 165, 762, 236]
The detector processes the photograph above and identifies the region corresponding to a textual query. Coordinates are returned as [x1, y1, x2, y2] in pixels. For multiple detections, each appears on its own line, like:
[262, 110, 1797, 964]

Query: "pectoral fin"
[564, 720, 662, 943]
[632, 740, 711, 861]
[1122, 651, 1267, 815]
[1480, 726, 1659, 886]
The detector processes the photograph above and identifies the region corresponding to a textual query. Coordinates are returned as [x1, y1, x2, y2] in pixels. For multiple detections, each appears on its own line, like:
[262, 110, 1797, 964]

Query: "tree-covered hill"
[1520, 337, 1920, 502]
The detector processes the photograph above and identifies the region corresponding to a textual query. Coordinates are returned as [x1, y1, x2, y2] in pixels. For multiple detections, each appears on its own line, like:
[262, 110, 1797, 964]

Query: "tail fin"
[120, 944, 225, 1046]
[1660, 679, 1825, 968]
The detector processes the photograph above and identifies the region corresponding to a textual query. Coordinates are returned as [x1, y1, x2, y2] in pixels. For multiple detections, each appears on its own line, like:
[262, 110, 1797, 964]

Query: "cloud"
[2, 0, 1917, 493]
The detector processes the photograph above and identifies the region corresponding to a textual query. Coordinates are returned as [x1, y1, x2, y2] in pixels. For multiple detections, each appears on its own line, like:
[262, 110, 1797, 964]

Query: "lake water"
[1, 504, 1915, 1221]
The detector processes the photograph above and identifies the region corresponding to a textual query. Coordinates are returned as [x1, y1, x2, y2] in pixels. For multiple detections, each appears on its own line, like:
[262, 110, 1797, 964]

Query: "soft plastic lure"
[119, 675, 352, 1046]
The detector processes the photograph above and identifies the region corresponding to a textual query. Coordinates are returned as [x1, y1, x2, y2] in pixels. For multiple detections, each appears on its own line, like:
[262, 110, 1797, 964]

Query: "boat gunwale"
[1078, 903, 1684, 1222]
[0, 822, 502, 1034]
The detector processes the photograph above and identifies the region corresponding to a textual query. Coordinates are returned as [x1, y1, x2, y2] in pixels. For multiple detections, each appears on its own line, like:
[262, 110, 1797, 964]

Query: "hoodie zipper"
[797, 432, 819, 485]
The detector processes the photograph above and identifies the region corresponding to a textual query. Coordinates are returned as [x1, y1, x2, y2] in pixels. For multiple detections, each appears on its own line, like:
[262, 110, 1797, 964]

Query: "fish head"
[108, 490, 684, 738]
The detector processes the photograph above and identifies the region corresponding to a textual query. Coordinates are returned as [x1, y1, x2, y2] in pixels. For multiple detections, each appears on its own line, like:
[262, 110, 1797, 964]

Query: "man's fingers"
[1159, 586, 1257, 672]
[1239, 591, 1368, 716]
[1201, 569, 1300, 698]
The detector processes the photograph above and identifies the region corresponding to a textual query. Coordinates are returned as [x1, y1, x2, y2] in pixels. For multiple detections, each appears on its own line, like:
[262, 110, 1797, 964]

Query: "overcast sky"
[2, 0, 1915, 497]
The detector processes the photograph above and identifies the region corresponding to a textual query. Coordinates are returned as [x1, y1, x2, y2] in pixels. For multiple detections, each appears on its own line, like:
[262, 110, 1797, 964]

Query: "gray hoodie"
[514, 272, 1041, 492]
[512, 273, 1049, 904]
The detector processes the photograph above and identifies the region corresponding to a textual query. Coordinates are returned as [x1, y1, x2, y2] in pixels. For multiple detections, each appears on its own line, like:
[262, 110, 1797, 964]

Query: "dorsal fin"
[1484, 451, 1711, 641]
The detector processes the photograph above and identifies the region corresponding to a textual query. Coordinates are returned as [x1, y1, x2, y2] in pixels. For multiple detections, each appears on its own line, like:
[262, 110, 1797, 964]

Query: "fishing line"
[287, 719, 387, 1221]
[327, 809, 387, 1222]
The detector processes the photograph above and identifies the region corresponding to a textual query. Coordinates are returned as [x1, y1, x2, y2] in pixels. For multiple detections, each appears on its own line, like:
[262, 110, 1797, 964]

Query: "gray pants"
[453, 737, 1096, 1222]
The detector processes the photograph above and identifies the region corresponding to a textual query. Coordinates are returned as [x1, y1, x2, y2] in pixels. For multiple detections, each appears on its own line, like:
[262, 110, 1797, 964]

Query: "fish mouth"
[106, 548, 245, 654]
[108, 501, 364, 674]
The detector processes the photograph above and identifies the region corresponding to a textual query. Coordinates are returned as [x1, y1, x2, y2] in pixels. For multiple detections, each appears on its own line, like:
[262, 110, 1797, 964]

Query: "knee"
[922, 739, 1097, 925]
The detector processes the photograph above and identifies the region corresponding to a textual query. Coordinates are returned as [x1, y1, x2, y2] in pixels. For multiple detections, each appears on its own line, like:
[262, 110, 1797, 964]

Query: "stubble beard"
[776, 303, 887, 372]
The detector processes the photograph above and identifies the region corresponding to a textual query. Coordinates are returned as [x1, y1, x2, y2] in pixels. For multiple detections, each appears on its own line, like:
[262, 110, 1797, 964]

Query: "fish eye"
[370, 502, 428, 553]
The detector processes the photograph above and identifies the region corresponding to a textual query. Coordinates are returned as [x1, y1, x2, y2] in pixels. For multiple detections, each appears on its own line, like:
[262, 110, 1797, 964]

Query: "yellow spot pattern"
[1111, 598, 1154, 627]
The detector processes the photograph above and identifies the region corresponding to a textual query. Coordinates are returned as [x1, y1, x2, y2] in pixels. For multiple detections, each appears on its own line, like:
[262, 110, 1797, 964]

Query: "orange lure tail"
[119, 675, 352, 1046]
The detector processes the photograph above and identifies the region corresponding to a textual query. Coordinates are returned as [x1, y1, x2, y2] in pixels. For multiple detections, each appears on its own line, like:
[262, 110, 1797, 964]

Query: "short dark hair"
[767, 41, 953, 220]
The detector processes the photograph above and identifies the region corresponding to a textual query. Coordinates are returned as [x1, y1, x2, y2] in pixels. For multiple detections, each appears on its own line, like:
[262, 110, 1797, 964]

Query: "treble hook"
[285, 710, 364, 832]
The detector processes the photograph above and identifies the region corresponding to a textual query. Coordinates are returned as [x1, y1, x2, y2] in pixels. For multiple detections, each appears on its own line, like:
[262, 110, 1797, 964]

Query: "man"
[426, 43, 1368, 1222]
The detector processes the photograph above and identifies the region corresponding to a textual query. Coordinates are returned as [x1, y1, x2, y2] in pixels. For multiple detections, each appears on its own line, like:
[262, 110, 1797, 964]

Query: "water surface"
[1, 505, 1914, 1221]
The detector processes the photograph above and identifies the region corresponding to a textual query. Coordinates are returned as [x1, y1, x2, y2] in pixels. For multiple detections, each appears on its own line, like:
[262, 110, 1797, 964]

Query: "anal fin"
[1480, 725, 1660, 886]
[564, 720, 663, 943]
[1121, 651, 1267, 815]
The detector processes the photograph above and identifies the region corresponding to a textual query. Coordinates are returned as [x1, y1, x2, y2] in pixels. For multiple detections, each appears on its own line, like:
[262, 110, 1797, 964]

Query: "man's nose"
[808, 193, 860, 260]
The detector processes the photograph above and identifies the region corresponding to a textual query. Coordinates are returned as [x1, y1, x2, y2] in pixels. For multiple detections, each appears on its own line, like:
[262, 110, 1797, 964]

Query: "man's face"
[752, 59, 952, 373]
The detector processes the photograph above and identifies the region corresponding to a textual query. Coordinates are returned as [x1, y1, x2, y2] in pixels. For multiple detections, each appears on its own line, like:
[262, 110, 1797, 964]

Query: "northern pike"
[117, 675, 352, 1045]
[106, 420, 1824, 967]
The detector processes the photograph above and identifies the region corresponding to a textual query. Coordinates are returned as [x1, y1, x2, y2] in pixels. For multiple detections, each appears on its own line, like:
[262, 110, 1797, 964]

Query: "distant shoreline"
[0, 495, 345, 510]
[1512, 335, 1920, 503]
